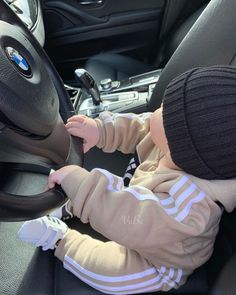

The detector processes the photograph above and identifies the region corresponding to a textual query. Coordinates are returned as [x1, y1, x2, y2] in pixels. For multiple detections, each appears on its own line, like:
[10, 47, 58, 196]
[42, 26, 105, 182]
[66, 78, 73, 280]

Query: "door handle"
[79, 0, 104, 6]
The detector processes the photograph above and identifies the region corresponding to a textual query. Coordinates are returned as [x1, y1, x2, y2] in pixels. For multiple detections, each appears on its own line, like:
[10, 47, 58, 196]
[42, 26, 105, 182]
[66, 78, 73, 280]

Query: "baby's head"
[158, 65, 236, 180]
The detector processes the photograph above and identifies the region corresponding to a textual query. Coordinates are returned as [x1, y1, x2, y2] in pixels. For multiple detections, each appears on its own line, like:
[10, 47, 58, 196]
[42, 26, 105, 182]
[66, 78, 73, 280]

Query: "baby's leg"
[49, 200, 73, 220]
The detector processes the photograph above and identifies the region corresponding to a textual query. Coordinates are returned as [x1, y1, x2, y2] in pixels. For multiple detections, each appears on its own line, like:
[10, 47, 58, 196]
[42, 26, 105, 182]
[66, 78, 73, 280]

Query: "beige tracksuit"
[55, 111, 236, 294]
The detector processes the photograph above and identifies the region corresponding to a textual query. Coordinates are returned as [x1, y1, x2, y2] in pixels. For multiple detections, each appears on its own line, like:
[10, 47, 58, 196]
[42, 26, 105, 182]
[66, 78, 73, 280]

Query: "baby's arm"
[94, 111, 152, 154]
[67, 111, 152, 154]
[66, 115, 99, 152]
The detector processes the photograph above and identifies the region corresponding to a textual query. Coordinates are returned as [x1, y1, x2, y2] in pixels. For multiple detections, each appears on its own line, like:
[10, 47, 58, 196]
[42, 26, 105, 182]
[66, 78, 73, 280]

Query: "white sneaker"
[49, 200, 73, 220]
[18, 216, 68, 251]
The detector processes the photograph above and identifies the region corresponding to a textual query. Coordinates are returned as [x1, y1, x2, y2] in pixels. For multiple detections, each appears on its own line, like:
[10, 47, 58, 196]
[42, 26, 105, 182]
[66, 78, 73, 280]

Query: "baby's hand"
[47, 165, 79, 190]
[66, 115, 99, 153]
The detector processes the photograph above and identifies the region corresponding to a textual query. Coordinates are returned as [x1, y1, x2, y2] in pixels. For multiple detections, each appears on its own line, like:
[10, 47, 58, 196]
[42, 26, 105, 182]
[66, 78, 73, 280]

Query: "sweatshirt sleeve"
[95, 111, 152, 154]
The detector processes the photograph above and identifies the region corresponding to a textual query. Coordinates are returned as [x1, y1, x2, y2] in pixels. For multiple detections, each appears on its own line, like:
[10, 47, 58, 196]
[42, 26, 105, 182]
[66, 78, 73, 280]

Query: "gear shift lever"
[74, 69, 102, 106]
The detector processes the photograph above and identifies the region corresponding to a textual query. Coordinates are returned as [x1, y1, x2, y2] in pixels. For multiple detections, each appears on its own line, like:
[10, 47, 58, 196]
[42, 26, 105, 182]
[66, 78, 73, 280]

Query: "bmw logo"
[5, 47, 32, 77]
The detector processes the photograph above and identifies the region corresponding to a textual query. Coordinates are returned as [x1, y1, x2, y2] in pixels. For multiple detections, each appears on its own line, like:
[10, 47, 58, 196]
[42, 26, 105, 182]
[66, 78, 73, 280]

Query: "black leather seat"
[209, 255, 236, 295]
[85, 53, 156, 84]
[85, 53, 156, 83]
[2, 0, 236, 294]
[149, 0, 236, 112]
[5, 209, 232, 295]
[85, 5, 207, 84]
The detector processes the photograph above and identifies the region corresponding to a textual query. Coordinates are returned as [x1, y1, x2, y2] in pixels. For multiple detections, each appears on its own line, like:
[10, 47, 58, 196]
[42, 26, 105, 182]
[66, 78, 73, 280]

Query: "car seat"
[1, 0, 236, 294]
[84, 4, 208, 84]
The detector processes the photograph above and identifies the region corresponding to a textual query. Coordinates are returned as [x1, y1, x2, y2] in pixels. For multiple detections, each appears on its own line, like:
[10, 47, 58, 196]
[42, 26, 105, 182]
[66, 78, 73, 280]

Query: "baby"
[19, 65, 236, 294]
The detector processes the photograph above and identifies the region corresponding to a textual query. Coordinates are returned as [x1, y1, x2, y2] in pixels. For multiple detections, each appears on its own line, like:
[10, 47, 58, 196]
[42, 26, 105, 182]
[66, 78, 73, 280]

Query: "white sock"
[18, 216, 68, 251]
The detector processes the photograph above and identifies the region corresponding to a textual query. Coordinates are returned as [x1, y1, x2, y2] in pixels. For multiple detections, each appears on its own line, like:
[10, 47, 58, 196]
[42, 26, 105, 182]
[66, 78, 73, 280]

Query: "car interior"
[0, 0, 236, 294]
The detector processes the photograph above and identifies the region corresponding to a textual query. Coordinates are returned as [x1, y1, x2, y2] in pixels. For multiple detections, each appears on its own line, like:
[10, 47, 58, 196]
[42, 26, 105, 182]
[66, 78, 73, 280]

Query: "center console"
[66, 69, 162, 117]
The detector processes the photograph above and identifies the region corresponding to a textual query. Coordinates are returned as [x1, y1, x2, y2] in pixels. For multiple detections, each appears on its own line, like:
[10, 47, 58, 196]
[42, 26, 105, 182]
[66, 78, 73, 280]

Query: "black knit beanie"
[162, 65, 236, 180]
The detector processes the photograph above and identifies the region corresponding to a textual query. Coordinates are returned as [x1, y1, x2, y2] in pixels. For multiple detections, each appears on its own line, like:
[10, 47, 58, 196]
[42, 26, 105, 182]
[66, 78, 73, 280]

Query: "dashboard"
[4, 0, 45, 46]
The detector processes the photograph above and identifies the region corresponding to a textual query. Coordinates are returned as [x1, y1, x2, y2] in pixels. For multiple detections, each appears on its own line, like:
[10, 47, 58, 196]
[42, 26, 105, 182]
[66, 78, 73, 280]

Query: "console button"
[100, 78, 112, 91]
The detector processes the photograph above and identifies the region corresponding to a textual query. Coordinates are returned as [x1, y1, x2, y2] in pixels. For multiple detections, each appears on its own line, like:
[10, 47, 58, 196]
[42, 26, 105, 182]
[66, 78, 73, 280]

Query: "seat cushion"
[85, 53, 156, 83]
[84, 5, 207, 85]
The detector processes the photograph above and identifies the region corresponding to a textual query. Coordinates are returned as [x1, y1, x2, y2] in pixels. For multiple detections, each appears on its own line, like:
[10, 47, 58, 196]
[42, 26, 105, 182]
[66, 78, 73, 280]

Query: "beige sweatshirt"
[55, 111, 236, 294]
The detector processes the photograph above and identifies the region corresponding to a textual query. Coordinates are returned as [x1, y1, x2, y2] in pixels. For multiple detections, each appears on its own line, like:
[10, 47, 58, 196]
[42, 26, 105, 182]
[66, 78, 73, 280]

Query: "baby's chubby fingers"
[65, 114, 99, 151]
[66, 126, 84, 138]
[67, 115, 86, 123]
[66, 115, 87, 135]
[66, 121, 83, 130]
[66, 120, 84, 136]
[47, 165, 79, 190]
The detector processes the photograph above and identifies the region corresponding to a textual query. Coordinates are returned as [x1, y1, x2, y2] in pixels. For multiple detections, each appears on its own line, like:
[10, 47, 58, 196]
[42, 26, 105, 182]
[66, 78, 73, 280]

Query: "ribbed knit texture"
[163, 65, 236, 180]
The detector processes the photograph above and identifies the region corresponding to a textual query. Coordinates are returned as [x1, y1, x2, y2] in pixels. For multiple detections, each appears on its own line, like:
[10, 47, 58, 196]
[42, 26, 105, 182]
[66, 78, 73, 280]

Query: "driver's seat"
[1, 210, 233, 295]
[84, 4, 207, 84]
[1, 0, 236, 294]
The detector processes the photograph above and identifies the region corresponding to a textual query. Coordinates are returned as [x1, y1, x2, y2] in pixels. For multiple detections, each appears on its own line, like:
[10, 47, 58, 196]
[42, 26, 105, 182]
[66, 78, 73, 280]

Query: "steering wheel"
[0, 1, 83, 221]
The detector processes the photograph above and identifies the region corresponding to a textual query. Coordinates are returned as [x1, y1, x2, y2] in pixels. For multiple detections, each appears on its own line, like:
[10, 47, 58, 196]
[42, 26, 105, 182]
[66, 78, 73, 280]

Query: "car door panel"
[41, 0, 165, 79]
